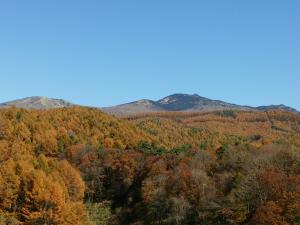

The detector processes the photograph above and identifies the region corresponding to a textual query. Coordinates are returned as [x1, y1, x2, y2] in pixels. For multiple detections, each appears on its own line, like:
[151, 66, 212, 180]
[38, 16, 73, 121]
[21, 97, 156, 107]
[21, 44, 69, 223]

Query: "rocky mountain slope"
[0, 94, 298, 114]
[102, 93, 266, 115]
[0, 96, 73, 109]
[256, 104, 299, 113]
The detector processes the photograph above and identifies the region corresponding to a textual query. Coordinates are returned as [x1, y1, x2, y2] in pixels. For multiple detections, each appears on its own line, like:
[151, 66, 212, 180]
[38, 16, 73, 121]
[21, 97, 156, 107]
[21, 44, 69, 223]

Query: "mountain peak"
[1, 94, 298, 114]
[158, 93, 206, 104]
[102, 93, 252, 115]
[0, 96, 73, 109]
[102, 93, 299, 116]
[157, 93, 238, 111]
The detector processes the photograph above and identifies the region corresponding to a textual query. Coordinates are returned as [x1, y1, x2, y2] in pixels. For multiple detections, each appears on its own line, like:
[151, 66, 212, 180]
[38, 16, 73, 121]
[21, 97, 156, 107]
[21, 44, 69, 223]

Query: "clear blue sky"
[0, 1, 299, 109]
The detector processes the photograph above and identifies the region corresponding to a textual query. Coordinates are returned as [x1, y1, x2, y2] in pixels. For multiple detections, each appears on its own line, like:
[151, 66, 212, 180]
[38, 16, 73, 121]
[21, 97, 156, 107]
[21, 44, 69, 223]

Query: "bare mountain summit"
[0, 94, 298, 114]
[102, 99, 164, 115]
[156, 94, 251, 111]
[0, 96, 73, 109]
[102, 93, 253, 115]
[102, 93, 299, 116]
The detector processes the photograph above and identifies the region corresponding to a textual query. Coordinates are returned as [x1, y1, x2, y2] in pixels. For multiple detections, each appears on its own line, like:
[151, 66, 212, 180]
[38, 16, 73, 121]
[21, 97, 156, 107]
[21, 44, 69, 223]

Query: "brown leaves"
[0, 159, 21, 210]
[251, 201, 286, 225]
[0, 148, 88, 224]
[58, 160, 85, 202]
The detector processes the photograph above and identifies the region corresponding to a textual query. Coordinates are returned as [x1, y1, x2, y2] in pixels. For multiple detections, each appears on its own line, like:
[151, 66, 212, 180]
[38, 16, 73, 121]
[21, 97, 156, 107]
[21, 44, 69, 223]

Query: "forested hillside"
[0, 107, 299, 224]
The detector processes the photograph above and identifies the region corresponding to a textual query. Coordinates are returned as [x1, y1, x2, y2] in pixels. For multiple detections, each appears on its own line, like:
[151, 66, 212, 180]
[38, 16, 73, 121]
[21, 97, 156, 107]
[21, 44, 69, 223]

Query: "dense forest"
[0, 107, 299, 224]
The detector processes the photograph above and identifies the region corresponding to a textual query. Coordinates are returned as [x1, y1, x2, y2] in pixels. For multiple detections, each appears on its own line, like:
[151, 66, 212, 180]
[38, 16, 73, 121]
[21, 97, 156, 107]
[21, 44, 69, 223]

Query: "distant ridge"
[102, 93, 299, 115]
[0, 94, 298, 114]
[0, 96, 74, 109]
[102, 93, 252, 115]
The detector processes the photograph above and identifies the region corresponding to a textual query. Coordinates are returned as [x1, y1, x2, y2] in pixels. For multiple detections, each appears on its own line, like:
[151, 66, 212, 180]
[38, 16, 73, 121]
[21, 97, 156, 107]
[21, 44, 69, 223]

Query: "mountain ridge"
[0, 94, 298, 114]
[103, 93, 298, 115]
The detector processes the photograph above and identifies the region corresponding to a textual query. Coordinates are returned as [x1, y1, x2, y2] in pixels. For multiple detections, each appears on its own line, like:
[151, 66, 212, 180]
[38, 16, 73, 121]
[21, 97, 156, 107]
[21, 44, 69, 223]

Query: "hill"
[0, 107, 157, 153]
[126, 109, 300, 148]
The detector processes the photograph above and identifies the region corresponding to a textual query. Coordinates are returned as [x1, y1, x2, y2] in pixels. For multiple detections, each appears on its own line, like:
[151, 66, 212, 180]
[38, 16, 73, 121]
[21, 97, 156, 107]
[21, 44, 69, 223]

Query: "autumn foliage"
[0, 107, 299, 224]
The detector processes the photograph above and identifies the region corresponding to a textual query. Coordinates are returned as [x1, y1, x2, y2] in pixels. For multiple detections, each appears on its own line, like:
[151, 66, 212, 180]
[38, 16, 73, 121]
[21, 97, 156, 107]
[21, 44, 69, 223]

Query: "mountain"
[156, 93, 251, 111]
[102, 93, 252, 115]
[103, 93, 299, 115]
[102, 99, 164, 115]
[0, 96, 74, 109]
[0, 94, 298, 114]
[256, 104, 299, 113]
